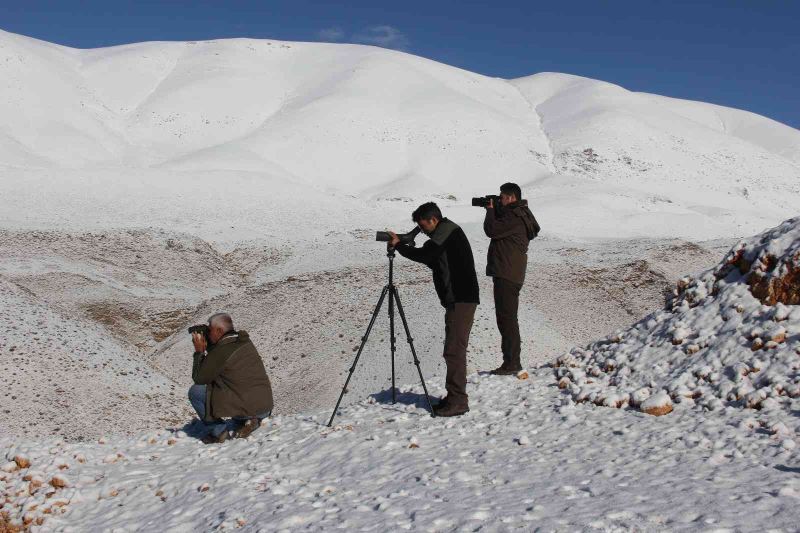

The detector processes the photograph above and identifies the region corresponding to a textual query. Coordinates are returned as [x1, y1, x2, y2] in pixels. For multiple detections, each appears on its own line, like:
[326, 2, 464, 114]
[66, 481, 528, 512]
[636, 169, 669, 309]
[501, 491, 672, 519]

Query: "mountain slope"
[0, 30, 798, 242]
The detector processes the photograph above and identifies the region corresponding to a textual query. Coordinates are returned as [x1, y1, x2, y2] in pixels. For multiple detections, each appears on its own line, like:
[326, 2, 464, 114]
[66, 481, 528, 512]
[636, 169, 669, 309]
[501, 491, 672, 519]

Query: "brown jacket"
[192, 330, 273, 420]
[484, 200, 539, 285]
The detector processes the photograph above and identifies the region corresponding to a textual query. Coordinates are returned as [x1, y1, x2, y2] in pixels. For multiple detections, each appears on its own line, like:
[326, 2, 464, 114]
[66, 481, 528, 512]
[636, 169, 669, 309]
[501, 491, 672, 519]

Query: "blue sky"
[3, 0, 799, 129]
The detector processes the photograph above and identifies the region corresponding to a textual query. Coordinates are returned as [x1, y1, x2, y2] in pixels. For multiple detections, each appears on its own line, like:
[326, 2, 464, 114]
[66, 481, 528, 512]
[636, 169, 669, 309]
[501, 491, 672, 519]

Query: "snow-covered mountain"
[0, 29, 798, 242]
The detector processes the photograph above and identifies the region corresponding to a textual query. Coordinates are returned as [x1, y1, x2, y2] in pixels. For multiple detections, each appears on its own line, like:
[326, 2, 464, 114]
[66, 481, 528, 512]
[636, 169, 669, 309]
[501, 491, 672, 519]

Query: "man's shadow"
[775, 465, 800, 474]
[179, 418, 208, 439]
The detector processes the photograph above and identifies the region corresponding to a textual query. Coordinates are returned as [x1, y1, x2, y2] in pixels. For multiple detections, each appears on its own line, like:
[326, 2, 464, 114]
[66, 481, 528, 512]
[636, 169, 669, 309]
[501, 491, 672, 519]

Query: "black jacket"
[396, 218, 480, 307]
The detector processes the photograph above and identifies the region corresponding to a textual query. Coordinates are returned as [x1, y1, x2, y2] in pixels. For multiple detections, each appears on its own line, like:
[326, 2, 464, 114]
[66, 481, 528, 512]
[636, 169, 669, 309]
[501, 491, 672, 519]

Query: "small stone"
[49, 475, 69, 489]
[769, 328, 787, 343]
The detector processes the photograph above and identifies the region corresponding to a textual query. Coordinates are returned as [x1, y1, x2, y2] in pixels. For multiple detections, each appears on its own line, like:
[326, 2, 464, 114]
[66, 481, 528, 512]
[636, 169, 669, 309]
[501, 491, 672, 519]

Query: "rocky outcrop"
[717, 217, 800, 305]
[554, 216, 800, 416]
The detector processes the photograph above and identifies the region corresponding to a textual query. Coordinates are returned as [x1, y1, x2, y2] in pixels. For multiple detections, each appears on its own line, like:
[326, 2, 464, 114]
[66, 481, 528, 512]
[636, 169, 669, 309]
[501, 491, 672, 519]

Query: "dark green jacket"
[192, 330, 273, 420]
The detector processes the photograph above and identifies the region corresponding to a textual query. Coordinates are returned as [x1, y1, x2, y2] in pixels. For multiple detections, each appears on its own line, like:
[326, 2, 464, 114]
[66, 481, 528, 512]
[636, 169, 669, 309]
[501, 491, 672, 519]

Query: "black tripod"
[327, 246, 435, 426]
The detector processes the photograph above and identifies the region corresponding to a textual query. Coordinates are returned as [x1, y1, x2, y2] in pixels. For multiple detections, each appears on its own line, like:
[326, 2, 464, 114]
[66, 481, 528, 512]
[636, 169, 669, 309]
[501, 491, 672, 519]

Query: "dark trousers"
[443, 302, 477, 408]
[493, 277, 523, 369]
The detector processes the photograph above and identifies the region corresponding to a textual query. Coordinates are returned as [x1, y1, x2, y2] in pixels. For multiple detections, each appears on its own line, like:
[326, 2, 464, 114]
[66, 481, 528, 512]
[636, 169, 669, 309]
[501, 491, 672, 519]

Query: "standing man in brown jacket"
[483, 183, 540, 375]
[190, 313, 274, 443]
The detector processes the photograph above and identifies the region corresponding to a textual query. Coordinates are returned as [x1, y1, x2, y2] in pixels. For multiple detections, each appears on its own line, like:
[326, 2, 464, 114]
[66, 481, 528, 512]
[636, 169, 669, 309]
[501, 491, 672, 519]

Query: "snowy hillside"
[0, 221, 731, 441]
[2, 221, 798, 531]
[0, 29, 799, 242]
[0, 276, 186, 440]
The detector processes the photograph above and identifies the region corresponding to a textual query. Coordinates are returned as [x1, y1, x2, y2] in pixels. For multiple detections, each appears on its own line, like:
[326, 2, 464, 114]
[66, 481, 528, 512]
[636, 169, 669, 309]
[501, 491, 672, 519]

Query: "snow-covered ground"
[2, 368, 800, 531]
[1, 29, 800, 530]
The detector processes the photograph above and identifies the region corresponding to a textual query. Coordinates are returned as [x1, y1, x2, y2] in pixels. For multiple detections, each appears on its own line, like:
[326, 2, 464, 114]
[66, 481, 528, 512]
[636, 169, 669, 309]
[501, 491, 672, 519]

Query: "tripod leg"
[388, 283, 396, 404]
[392, 286, 436, 417]
[327, 285, 390, 427]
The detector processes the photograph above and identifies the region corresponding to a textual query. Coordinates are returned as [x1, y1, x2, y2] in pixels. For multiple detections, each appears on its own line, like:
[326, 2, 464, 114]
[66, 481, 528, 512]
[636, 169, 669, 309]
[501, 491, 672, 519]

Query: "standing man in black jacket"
[483, 183, 539, 375]
[389, 202, 479, 417]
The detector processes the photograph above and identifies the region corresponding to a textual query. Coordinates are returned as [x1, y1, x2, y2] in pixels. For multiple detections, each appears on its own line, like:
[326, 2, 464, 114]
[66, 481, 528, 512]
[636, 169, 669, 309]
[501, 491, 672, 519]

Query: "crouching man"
[189, 313, 274, 444]
[390, 202, 479, 417]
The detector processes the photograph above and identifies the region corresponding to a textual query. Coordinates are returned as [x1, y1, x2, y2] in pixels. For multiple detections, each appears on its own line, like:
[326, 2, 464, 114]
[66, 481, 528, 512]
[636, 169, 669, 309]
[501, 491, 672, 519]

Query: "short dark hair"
[412, 202, 443, 223]
[500, 182, 522, 201]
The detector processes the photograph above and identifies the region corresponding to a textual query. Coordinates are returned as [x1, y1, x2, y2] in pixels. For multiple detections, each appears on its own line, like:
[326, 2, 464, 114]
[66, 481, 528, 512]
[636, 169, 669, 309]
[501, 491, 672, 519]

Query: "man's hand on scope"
[192, 332, 207, 353]
[485, 198, 494, 209]
[388, 231, 401, 248]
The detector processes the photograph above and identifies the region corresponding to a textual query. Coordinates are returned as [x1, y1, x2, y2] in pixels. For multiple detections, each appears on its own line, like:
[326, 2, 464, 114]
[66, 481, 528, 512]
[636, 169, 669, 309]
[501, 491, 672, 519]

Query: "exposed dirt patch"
[572, 260, 670, 318]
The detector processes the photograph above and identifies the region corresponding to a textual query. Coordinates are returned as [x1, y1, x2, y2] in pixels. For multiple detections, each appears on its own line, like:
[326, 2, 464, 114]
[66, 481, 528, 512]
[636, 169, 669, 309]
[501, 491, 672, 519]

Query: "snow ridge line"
[121, 46, 186, 119]
[533, 101, 558, 174]
[507, 81, 557, 174]
[714, 109, 729, 135]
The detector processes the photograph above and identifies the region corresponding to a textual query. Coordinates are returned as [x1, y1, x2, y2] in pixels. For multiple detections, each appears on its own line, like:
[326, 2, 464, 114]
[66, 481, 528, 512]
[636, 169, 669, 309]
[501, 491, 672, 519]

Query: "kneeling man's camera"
[188, 324, 210, 342]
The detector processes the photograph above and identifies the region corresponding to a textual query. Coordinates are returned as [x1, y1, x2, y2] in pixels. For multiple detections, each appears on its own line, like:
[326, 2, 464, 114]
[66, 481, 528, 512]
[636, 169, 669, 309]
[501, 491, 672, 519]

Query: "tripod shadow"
[370, 388, 440, 411]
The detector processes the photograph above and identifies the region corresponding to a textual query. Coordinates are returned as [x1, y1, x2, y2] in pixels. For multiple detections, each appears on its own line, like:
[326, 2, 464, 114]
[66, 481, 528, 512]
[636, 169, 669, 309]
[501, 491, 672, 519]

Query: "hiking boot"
[201, 430, 230, 445]
[433, 403, 469, 417]
[490, 364, 522, 376]
[234, 418, 262, 439]
[436, 396, 449, 407]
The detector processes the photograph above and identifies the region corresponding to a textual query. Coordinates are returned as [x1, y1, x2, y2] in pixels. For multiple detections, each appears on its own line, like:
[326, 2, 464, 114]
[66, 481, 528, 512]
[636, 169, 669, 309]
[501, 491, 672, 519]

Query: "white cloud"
[352, 25, 410, 51]
[317, 27, 345, 42]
